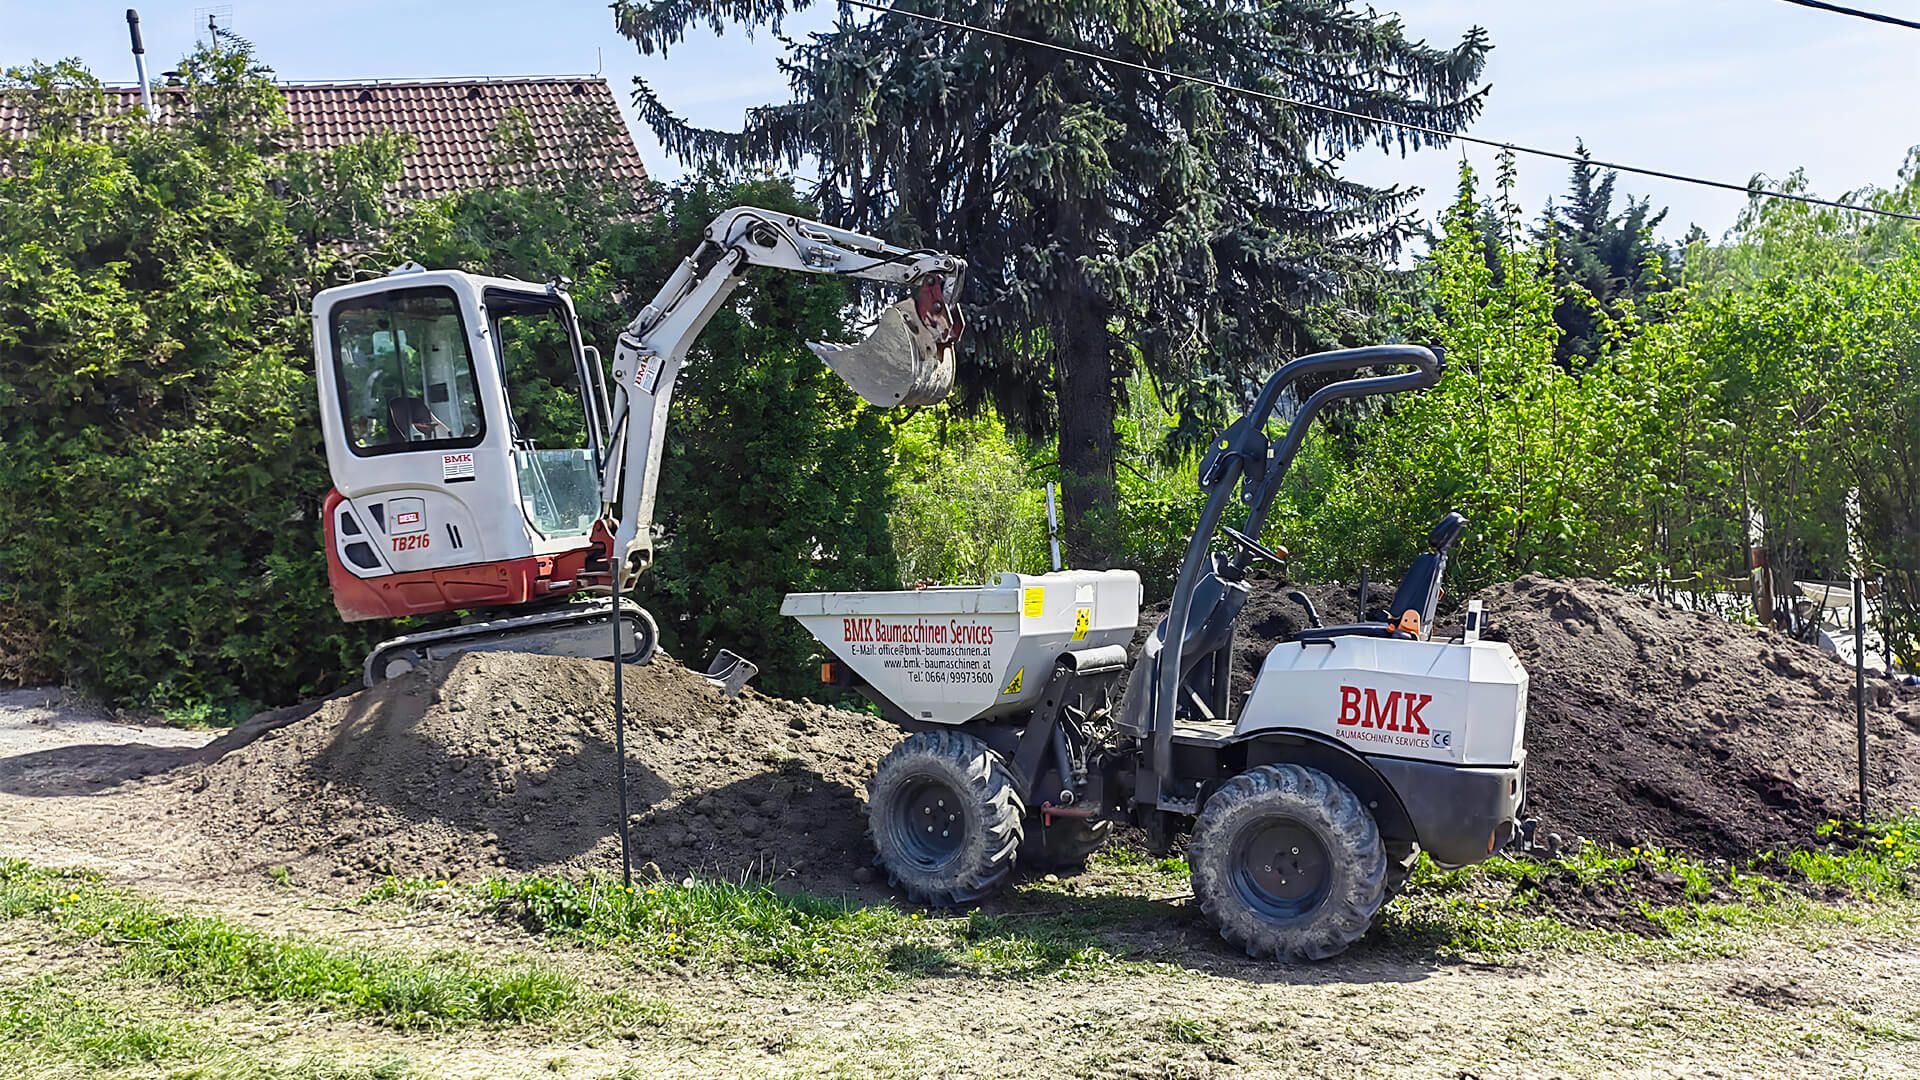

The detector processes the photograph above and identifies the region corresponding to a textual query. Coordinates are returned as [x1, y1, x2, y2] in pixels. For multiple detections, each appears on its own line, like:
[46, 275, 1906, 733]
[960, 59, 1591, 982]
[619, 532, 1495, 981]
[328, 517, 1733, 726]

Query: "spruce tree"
[1539, 142, 1674, 363]
[615, 0, 1491, 561]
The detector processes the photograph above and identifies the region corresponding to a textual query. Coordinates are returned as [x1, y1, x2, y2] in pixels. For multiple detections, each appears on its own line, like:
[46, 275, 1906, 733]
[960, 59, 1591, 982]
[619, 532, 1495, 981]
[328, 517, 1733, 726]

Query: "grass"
[367, 872, 1129, 989]
[350, 815, 1920, 981]
[153, 697, 255, 730]
[1374, 814, 1920, 958]
[1160, 1015, 1220, 1046]
[0, 859, 596, 1030]
[1785, 817, 1920, 896]
[13, 812, 1911, 1036]
[0, 977, 417, 1079]
[0, 978, 195, 1072]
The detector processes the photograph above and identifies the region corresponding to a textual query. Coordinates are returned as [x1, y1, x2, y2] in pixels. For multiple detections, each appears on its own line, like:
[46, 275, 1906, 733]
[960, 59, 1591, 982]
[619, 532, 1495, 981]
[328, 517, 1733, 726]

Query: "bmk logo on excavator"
[1335, 685, 1433, 735]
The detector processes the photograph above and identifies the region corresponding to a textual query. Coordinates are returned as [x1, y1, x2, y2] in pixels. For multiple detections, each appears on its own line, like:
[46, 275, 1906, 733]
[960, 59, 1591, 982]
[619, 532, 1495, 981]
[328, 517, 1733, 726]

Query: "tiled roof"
[0, 77, 649, 201]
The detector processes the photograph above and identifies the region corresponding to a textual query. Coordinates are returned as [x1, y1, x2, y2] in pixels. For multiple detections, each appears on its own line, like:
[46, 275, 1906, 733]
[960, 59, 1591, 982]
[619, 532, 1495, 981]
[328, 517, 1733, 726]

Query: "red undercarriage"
[323, 489, 607, 622]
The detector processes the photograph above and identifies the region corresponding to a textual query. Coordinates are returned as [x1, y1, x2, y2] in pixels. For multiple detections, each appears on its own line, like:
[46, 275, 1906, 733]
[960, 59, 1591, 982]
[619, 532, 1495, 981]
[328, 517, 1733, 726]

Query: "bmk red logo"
[1336, 685, 1433, 734]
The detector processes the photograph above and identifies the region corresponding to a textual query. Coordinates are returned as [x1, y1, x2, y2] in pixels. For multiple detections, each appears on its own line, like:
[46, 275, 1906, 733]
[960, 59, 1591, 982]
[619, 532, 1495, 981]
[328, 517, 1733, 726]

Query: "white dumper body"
[1238, 636, 1528, 768]
[781, 570, 1142, 723]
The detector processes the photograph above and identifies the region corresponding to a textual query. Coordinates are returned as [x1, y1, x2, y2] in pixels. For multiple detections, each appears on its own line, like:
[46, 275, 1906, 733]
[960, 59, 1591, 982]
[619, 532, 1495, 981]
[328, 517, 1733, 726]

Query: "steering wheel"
[1220, 524, 1289, 567]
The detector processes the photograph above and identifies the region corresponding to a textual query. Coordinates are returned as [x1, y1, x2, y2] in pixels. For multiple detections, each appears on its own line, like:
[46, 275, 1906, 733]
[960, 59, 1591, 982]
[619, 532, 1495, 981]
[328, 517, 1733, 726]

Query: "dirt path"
[0, 688, 225, 882]
[4, 692, 1919, 1078]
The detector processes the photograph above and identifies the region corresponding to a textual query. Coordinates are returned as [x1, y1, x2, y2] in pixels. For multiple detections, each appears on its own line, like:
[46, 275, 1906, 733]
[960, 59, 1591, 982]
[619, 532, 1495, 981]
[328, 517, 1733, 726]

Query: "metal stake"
[1855, 576, 1868, 822]
[612, 578, 633, 888]
[1045, 481, 1062, 572]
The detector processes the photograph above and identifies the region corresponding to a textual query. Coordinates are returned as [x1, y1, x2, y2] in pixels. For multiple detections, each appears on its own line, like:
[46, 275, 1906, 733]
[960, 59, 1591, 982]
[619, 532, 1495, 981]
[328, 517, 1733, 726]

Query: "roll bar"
[1144, 345, 1443, 801]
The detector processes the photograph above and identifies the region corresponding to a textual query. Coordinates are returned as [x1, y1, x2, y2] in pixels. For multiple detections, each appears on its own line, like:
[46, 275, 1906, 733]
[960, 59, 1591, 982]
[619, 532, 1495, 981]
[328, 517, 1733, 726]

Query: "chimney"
[126, 9, 157, 124]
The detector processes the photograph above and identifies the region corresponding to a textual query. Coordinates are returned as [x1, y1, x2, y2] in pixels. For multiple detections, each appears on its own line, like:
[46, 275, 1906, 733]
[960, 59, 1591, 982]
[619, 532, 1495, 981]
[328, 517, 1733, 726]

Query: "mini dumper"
[783, 345, 1529, 960]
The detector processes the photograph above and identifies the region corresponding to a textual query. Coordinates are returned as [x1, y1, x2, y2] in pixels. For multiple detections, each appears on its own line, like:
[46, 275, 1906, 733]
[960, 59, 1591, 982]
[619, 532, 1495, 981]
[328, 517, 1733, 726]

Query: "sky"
[8, 0, 1920, 244]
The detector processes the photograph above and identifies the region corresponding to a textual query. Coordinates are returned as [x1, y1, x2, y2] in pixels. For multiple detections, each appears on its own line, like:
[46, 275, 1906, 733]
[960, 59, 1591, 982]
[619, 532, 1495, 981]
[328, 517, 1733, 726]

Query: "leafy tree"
[1283, 160, 1713, 593]
[1300, 162, 1585, 586]
[614, 0, 1492, 563]
[890, 408, 1051, 586]
[1287, 154, 1920, 666]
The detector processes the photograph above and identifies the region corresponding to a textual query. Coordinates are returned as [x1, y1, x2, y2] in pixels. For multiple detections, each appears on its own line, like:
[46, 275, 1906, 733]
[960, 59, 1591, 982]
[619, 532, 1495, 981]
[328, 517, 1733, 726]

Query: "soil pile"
[153, 576, 1920, 892]
[167, 652, 901, 891]
[1463, 577, 1920, 858]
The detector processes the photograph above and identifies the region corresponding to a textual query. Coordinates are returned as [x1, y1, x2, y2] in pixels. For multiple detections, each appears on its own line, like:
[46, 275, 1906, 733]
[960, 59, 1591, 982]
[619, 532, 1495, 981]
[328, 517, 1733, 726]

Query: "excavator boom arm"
[599, 206, 965, 585]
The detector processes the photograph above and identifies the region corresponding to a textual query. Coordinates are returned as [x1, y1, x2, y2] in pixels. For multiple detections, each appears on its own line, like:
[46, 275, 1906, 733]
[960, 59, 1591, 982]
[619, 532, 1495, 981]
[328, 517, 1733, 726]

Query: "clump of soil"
[167, 652, 901, 892]
[1511, 859, 1728, 937]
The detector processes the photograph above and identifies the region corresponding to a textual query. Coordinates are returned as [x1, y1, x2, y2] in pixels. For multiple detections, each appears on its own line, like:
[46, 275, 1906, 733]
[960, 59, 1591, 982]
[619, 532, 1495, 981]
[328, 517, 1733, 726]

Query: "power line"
[837, 0, 1920, 223]
[1775, 0, 1920, 32]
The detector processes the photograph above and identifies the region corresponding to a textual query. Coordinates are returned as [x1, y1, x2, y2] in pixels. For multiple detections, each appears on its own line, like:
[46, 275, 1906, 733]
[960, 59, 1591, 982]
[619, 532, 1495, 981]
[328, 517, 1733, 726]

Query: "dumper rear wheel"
[1190, 764, 1386, 962]
[867, 730, 1024, 906]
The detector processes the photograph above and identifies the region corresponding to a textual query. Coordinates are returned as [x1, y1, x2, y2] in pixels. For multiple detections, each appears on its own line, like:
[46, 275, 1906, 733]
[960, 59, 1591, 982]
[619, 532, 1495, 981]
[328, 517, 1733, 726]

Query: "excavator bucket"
[808, 280, 960, 408]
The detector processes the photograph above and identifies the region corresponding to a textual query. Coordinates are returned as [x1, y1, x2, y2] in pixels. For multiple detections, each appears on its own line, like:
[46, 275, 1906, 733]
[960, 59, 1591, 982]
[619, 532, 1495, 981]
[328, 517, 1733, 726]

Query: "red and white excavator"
[312, 207, 965, 685]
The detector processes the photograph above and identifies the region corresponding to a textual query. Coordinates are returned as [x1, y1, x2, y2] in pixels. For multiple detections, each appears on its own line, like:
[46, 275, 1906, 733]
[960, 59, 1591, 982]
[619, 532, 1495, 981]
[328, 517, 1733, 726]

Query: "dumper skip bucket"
[783, 570, 1141, 725]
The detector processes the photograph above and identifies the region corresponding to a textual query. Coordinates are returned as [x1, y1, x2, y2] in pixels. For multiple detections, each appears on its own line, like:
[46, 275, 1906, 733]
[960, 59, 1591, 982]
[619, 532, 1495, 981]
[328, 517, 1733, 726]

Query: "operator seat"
[387, 396, 444, 443]
[1295, 511, 1468, 644]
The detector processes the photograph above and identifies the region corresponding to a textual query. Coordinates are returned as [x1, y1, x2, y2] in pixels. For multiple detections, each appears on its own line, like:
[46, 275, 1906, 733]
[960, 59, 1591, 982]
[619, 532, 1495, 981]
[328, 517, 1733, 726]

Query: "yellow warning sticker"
[1002, 666, 1025, 695]
[1072, 607, 1091, 641]
[1022, 587, 1045, 618]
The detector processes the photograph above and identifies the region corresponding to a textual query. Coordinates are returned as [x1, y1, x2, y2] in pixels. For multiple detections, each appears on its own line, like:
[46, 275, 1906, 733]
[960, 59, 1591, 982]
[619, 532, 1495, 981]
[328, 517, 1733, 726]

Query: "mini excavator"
[312, 207, 965, 685]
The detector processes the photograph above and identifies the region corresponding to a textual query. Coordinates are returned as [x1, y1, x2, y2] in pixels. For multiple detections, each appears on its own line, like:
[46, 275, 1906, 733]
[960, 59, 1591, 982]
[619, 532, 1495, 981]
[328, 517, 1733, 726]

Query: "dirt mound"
[148, 576, 1920, 894]
[166, 652, 901, 892]
[1462, 576, 1920, 859]
[1512, 858, 1739, 936]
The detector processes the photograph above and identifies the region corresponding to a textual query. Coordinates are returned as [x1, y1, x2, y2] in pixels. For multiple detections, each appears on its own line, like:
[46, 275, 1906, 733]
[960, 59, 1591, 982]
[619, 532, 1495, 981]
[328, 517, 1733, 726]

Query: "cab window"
[485, 291, 598, 538]
[332, 288, 483, 455]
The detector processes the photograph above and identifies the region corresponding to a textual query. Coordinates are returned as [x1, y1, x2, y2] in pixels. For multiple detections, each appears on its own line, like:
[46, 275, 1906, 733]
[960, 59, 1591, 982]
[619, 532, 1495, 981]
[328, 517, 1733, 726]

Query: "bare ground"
[4, 689, 1920, 1078]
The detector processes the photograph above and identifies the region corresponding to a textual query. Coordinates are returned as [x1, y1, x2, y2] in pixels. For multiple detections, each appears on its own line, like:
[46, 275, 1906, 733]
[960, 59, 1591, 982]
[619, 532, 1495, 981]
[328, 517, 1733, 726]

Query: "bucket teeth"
[808, 298, 955, 408]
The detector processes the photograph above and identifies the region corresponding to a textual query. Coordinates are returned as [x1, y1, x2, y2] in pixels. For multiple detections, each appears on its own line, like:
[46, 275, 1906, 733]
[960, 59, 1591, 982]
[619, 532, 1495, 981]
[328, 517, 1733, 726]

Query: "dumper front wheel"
[867, 730, 1024, 906]
[1190, 764, 1386, 962]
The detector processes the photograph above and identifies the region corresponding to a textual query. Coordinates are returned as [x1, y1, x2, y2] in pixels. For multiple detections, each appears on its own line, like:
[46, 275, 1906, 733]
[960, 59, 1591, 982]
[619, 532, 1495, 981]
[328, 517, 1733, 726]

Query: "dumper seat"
[1296, 511, 1467, 644]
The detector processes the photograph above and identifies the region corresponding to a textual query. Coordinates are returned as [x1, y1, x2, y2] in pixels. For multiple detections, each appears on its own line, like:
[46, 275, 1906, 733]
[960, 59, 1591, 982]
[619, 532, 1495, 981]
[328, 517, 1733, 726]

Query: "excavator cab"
[315, 267, 610, 625]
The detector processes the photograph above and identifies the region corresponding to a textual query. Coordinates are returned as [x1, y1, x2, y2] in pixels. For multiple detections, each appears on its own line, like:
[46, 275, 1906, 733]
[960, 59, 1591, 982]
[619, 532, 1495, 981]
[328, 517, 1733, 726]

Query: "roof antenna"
[126, 9, 157, 125]
[193, 5, 233, 51]
[594, 47, 603, 78]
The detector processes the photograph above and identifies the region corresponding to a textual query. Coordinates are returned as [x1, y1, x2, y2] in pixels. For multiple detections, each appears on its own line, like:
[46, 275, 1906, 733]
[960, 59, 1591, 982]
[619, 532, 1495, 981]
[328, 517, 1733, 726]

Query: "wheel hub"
[890, 776, 967, 869]
[1230, 817, 1332, 919]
